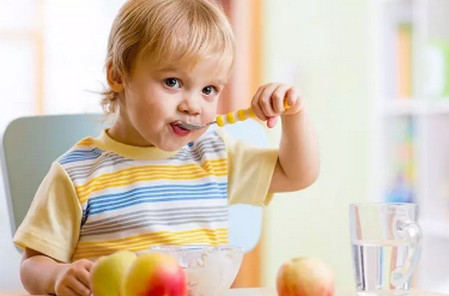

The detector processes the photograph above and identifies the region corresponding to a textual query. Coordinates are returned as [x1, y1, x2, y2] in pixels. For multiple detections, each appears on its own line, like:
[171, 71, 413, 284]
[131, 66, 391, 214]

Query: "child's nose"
[178, 95, 201, 115]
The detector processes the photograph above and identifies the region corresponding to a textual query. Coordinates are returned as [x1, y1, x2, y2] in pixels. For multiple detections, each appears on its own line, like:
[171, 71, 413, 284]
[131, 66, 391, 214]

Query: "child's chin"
[158, 141, 188, 152]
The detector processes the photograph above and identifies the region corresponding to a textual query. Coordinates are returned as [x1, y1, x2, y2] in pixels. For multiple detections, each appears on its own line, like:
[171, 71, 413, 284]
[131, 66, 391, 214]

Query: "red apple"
[121, 252, 187, 296]
[276, 257, 335, 296]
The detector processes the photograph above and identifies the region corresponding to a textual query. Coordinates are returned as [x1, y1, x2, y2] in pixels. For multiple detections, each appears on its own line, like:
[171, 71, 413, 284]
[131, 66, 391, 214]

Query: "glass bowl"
[147, 245, 243, 296]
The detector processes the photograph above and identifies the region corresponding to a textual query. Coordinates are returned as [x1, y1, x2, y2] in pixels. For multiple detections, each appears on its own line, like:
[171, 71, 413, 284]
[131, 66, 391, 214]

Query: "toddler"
[14, 0, 319, 295]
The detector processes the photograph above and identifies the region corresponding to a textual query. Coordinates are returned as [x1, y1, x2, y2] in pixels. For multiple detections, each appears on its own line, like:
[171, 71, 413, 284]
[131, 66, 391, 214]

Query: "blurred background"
[1, 0, 449, 295]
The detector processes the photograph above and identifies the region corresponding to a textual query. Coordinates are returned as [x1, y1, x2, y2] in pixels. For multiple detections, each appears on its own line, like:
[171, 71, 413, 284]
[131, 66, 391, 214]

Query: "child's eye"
[164, 78, 181, 88]
[202, 85, 218, 96]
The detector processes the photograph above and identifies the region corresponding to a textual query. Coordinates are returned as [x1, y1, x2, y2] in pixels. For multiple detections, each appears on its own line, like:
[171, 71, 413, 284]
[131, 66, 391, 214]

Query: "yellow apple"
[91, 250, 137, 296]
[122, 252, 187, 296]
[276, 257, 335, 296]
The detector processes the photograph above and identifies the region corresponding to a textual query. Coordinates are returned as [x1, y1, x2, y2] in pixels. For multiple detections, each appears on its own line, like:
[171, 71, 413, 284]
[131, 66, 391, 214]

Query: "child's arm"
[20, 248, 93, 296]
[250, 83, 320, 192]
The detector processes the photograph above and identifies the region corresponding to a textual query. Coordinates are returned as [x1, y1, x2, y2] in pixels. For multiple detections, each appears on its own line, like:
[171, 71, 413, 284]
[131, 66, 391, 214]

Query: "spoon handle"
[215, 101, 291, 127]
[215, 107, 256, 127]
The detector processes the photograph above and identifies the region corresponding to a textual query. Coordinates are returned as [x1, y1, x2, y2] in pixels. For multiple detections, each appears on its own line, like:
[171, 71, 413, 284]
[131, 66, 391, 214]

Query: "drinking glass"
[349, 203, 422, 296]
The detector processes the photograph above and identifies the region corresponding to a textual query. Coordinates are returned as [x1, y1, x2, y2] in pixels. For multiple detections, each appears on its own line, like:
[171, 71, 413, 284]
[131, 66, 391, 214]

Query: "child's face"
[111, 55, 230, 151]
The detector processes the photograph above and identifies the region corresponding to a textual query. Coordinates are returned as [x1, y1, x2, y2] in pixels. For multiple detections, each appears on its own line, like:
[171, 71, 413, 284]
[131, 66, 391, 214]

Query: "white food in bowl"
[147, 245, 243, 296]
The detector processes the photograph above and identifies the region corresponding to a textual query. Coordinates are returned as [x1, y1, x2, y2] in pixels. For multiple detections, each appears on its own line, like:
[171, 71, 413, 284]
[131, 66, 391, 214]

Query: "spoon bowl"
[178, 121, 216, 130]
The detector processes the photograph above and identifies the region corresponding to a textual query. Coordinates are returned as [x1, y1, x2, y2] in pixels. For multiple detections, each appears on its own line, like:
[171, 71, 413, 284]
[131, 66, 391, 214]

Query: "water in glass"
[352, 239, 412, 296]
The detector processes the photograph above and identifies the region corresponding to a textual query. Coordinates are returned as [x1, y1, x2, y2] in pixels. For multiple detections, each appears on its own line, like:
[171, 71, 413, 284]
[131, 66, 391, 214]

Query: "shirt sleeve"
[216, 129, 279, 206]
[13, 162, 82, 263]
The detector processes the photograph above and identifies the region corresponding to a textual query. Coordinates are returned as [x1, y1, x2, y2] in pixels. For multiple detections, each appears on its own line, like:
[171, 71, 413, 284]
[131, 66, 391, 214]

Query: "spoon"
[178, 101, 291, 130]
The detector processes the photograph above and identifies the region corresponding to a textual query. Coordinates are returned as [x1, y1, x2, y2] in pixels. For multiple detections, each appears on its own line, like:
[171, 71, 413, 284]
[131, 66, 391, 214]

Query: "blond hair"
[102, 0, 236, 115]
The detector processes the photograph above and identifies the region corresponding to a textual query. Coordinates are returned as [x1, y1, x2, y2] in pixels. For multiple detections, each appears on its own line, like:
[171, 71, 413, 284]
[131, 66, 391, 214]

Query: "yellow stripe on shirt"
[77, 138, 95, 147]
[76, 158, 227, 202]
[71, 227, 228, 260]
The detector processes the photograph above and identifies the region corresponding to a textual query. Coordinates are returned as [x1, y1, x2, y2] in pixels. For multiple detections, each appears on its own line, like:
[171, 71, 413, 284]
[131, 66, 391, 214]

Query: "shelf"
[420, 220, 449, 240]
[380, 99, 449, 116]
[374, 0, 449, 292]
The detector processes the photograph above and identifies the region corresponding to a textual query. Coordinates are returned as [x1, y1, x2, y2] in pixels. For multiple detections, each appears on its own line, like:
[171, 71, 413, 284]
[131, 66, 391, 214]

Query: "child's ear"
[106, 61, 124, 92]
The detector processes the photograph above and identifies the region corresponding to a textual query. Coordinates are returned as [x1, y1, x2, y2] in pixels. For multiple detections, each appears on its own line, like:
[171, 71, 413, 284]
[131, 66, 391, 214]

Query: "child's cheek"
[203, 112, 215, 124]
[203, 104, 218, 123]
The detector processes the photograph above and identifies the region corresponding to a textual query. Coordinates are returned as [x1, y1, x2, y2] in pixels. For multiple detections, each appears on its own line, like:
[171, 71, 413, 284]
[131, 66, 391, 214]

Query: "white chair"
[1, 114, 267, 253]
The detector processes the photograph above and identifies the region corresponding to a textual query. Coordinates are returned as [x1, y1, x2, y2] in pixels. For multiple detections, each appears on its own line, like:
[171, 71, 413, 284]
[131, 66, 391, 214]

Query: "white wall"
[261, 0, 372, 295]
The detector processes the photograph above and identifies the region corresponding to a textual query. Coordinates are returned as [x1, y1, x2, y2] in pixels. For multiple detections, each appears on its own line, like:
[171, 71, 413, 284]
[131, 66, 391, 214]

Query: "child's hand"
[54, 259, 93, 296]
[251, 83, 303, 128]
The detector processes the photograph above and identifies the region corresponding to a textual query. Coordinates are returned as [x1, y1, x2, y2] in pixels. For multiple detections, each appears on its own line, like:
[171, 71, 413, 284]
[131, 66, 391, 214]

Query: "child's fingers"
[285, 87, 298, 107]
[70, 259, 93, 295]
[267, 116, 278, 128]
[57, 285, 82, 296]
[257, 83, 281, 117]
[251, 83, 301, 122]
[251, 99, 267, 121]
[285, 87, 304, 113]
[251, 84, 272, 121]
[250, 85, 266, 120]
[76, 268, 92, 291]
[69, 278, 91, 296]
[271, 84, 291, 113]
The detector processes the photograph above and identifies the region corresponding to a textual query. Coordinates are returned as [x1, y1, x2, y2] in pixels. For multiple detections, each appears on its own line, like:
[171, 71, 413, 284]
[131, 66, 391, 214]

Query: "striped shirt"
[14, 128, 278, 262]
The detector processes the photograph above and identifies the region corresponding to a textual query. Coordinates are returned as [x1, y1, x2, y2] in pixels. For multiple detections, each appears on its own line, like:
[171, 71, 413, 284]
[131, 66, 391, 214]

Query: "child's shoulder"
[56, 136, 103, 166]
[75, 137, 97, 147]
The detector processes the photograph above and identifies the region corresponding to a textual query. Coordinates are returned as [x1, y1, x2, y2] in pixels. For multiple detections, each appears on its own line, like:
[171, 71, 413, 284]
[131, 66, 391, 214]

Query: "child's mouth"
[170, 121, 192, 136]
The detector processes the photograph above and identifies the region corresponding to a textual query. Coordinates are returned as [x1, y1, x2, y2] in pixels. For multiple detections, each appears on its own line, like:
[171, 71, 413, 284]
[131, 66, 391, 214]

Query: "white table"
[227, 288, 449, 296]
[227, 288, 275, 295]
[1, 288, 447, 296]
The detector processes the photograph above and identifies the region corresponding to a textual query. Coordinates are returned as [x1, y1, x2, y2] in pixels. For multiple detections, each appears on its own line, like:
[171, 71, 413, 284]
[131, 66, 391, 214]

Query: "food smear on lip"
[171, 121, 192, 136]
